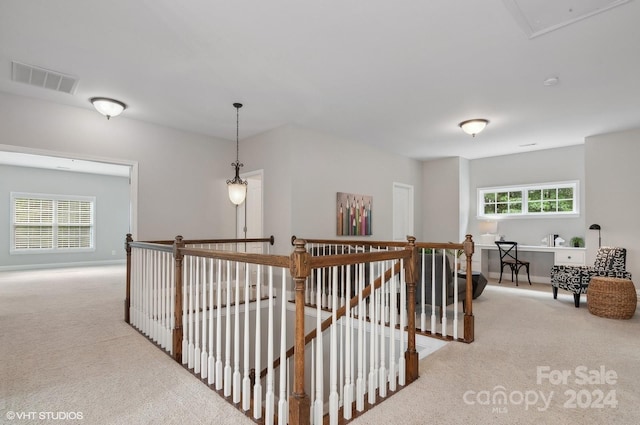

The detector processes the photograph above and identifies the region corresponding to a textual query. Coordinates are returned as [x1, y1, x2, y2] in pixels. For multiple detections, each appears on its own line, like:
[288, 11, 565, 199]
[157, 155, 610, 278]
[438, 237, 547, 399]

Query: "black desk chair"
[495, 241, 531, 286]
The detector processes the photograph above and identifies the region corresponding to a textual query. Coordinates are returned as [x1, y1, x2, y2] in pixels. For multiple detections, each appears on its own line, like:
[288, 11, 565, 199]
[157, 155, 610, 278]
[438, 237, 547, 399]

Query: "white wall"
[422, 157, 467, 243]
[243, 125, 423, 254]
[468, 145, 586, 246]
[241, 125, 294, 255]
[0, 92, 236, 242]
[0, 165, 129, 269]
[459, 158, 470, 242]
[585, 129, 640, 280]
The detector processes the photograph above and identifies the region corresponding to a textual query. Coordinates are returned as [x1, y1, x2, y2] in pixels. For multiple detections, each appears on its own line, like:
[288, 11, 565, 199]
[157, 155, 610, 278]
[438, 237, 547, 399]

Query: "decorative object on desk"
[478, 220, 498, 244]
[547, 233, 559, 247]
[555, 237, 565, 247]
[570, 236, 585, 248]
[589, 224, 602, 248]
[336, 192, 372, 236]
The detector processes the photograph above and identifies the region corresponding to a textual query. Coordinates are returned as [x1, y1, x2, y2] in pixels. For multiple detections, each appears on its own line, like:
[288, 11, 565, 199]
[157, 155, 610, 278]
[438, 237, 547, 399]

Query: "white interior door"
[393, 182, 414, 241]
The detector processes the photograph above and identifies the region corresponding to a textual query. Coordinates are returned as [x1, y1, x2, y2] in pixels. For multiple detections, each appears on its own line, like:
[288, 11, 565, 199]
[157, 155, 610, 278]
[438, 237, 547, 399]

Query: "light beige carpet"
[1, 266, 639, 424]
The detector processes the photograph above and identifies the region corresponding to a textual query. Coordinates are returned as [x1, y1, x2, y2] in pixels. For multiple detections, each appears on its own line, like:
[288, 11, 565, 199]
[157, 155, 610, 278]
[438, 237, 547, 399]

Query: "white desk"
[473, 244, 586, 284]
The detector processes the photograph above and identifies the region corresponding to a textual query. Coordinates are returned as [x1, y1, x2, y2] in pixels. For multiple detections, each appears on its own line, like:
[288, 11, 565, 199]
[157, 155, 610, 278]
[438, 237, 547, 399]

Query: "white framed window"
[478, 181, 579, 219]
[11, 192, 96, 254]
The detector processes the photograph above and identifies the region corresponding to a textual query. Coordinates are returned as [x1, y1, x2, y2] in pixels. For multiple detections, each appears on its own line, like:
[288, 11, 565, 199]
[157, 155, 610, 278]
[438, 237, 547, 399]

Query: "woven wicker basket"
[587, 277, 637, 320]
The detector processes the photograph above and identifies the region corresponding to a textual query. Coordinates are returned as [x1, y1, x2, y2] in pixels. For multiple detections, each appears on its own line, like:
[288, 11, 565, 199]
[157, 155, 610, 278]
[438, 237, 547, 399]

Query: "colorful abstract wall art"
[337, 192, 372, 236]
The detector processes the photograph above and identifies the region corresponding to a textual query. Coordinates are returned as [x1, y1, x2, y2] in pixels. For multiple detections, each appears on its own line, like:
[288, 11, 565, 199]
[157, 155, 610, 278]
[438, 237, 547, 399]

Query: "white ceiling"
[1, 0, 639, 161]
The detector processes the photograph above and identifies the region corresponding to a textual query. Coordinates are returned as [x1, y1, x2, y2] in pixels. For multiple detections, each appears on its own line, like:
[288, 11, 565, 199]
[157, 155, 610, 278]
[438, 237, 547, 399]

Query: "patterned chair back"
[593, 247, 627, 272]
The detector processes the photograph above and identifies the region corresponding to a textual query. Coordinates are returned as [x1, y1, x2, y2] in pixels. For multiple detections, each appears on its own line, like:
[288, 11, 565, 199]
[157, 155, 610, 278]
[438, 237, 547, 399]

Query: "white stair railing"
[126, 235, 459, 425]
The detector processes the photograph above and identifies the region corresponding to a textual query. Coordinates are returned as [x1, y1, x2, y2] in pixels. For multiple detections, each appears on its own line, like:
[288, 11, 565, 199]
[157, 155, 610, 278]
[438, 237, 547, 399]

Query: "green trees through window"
[479, 181, 578, 218]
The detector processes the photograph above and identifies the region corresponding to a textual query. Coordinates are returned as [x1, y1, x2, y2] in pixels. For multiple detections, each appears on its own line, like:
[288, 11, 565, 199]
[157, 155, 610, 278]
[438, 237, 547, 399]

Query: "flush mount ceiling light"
[227, 102, 248, 205]
[459, 119, 489, 137]
[543, 76, 560, 86]
[90, 97, 127, 119]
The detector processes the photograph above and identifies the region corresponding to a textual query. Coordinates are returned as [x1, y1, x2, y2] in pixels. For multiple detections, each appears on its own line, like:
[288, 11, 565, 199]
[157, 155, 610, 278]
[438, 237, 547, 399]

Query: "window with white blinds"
[11, 193, 95, 253]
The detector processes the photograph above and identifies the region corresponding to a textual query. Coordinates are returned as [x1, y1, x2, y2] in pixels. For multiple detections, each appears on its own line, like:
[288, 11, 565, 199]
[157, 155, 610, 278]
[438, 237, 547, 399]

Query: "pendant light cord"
[236, 105, 240, 162]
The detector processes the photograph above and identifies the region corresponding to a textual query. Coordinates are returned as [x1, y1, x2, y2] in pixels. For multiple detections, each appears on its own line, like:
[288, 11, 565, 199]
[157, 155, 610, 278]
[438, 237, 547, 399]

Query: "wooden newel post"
[404, 236, 419, 383]
[463, 234, 475, 343]
[124, 233, 133, 324]
[289, 239, 311, 425]
[173, 235, 185, 363]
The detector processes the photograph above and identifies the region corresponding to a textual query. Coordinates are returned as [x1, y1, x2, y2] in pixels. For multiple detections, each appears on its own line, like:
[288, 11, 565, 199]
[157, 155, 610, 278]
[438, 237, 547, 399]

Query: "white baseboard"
[0, 259, 126, 272]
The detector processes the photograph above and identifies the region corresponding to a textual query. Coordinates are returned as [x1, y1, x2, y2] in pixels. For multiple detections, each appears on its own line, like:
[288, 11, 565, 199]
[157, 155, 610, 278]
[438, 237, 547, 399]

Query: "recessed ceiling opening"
[503, 0, 631, 39]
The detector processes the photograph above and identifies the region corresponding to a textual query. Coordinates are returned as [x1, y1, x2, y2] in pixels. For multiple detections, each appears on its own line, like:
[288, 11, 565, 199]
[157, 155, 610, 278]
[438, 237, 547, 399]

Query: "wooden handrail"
[179, 247, 290, 268]
[142, 236, 275, 245]
[292, 235, 406, 248]
[128, 241, 174, 252]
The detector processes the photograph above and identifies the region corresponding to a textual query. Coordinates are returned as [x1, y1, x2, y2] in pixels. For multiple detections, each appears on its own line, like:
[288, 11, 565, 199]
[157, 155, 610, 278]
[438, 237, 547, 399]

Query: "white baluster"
[278, 272, 287, 425]
[254, 266, 263, 419]
[343, 263, 353, 420]
[151, 250, 157, 342]
[206, 258, 215, 384]
[453, 253, 459, 340]
[187, 256, 195, 369]
[242, 264, 251, 411]
[368, 262, 376, 405]
[181, 254, 188, 365]
[201, 258, 209, 379]
[441, 252, 448, 338]
[329, 267, 339, 425]
[145, 249, 151, 336]
[263, 267, 273, 424]
[194, 257, 201, 374]
[233, 262, 241, 404]
[420, 249, 426, 332]
[157, 251, 164, 349]
[430, 252, 437, 334]
[310, 339, 315, 425]
[388, 266, 397, 392]
[379, 267, 387, 398]
[398, 260, 406, 386]
[169, 253, 175, 356]
[164, 252, 170, 350]
[314, 268, 323, 425]
[356, 263, 365, 412]
[215, 259, 223, 390]
[156, 250, 161, 344]
[224, 260, 232, 397]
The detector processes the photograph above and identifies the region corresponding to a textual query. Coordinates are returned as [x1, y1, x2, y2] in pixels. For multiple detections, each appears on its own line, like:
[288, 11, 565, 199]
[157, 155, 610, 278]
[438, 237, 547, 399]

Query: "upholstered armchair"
[551, 247, 632, 308]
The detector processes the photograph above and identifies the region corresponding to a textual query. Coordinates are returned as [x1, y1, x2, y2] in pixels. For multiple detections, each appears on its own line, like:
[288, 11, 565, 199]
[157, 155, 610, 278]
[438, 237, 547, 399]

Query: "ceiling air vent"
[11, 61, 78, 94]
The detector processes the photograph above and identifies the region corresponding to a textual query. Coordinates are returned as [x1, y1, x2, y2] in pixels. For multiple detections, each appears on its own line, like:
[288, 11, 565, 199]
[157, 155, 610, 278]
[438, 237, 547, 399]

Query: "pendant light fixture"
[227, 102, 248, 205]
